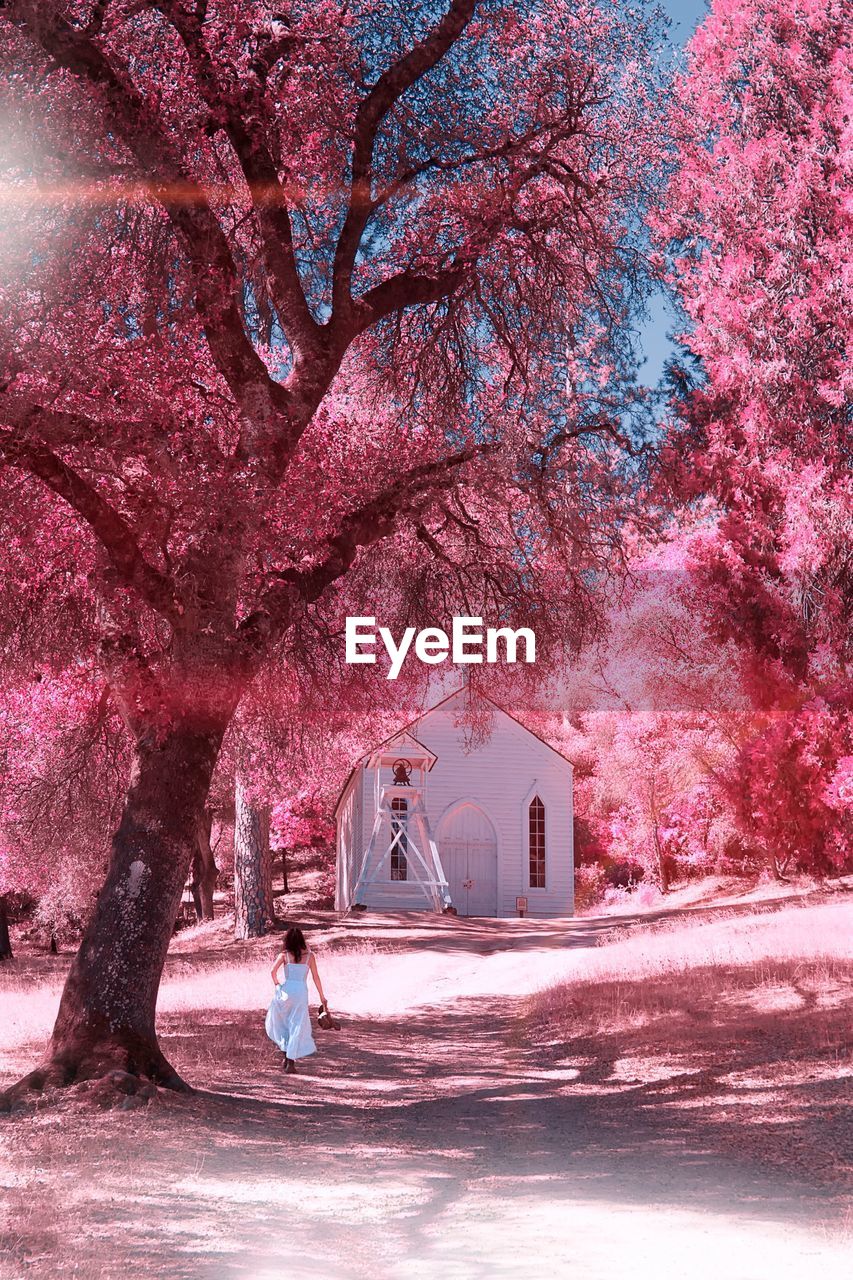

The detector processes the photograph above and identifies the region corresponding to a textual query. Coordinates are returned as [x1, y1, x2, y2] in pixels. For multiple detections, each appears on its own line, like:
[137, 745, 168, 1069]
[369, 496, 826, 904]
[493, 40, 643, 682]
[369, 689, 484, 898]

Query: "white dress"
[265, 954, 317, 1060]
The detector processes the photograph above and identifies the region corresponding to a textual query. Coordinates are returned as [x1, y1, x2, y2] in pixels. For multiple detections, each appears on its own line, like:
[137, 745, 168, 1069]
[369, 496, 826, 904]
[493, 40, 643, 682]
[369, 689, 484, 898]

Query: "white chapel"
[335, 687, 574, 917]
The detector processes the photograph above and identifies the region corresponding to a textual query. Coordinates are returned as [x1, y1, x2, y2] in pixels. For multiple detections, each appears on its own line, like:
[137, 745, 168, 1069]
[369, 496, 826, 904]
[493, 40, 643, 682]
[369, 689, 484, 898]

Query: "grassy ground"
[0, 880, 851, 1279]
[531, 900, 853, 1189]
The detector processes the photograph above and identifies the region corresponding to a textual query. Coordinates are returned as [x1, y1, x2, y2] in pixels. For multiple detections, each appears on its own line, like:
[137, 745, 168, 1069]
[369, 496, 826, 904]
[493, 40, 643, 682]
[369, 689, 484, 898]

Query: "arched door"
[438, 804, 498, 917]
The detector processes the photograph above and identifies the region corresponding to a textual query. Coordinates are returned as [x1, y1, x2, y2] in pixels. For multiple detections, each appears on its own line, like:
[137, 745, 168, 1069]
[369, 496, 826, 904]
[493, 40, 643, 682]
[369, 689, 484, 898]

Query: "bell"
[392, 759, 412, 785]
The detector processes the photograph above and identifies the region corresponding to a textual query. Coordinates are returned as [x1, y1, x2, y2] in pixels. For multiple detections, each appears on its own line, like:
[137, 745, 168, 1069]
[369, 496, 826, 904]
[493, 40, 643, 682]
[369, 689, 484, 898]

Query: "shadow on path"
[2, 902, 851, 1280]
[160, 986, 851, 1231]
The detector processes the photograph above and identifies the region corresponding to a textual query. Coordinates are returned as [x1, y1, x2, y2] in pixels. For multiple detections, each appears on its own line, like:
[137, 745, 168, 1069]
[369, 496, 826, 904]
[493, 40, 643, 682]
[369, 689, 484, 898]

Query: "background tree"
[0, 897, 12, 961]
[189, 807, 217, 924]
[542, 551, 750, 893]
[0, 0, 666, 1098]
[232, 776, 273, 939]
[659, 4, 851, 671]
[652, 0, 852, 878]
[0, 667, 127, 940]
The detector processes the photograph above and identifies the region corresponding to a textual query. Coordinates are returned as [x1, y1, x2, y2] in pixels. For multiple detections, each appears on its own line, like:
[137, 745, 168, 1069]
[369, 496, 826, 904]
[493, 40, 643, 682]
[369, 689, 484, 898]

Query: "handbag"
[316, 1003, 341, 1031]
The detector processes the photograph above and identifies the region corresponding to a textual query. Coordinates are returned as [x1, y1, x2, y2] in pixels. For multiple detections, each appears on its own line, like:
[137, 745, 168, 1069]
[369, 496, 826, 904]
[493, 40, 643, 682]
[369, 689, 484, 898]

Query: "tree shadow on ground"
[8, 886, 846, 980]
[4, 979, 850, 1280]
[159, 982, 852, 1225]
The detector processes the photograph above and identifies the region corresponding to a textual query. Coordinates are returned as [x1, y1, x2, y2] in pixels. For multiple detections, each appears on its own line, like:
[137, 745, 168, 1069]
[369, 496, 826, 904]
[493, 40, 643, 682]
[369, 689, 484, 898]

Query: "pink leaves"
[655, 0, 851, 727]
[824, 756, 853, 812]
[734, 693, 853, 874]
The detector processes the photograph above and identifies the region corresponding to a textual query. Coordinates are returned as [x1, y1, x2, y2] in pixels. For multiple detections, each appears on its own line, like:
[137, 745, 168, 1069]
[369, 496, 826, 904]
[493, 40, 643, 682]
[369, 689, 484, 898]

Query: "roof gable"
[367, 729, 438, 770]
[399, 686, 574, 770]
[335, 685, 571, 817]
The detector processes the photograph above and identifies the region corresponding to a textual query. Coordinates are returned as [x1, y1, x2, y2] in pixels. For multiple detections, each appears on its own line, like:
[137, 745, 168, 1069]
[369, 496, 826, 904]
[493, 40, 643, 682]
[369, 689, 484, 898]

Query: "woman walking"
[265, 925, 330, 1073]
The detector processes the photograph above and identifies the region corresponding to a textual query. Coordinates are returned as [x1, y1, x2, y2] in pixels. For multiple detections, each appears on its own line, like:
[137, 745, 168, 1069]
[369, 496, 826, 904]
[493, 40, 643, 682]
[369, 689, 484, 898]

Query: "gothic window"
[529, 796, 546, 888]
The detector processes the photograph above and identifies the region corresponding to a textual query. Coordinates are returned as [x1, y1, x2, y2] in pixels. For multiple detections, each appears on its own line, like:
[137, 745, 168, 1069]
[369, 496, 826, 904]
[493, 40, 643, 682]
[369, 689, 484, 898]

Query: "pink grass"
[1, 894, 851, 1280]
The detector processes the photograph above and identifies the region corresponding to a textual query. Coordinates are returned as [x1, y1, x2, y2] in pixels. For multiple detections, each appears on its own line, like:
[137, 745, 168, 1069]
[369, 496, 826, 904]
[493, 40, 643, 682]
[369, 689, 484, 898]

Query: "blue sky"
[661, 0, 708, 43]
[636, 0, 709, 387]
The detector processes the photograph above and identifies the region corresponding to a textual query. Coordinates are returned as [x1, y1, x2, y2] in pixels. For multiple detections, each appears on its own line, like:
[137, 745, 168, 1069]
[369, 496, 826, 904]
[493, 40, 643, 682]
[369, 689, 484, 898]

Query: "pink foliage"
[0, 0, 669, 931]
[271, 791, 334, 851]
[0, 665, 125, 930]
[733, 693, 853, 876]
[657, 0, 851, 672]
[637, 0, 852, 882]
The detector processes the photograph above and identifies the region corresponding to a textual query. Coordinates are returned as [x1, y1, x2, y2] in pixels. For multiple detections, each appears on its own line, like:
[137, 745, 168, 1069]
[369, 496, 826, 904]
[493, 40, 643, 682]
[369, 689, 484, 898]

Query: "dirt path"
[1, 915, 851, 1280]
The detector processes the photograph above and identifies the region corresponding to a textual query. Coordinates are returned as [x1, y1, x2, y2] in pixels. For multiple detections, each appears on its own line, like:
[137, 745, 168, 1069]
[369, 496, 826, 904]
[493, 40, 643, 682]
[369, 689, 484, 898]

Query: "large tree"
[0, 0, 664, 1099]
[658, 0, 852, 678]
[655, 0, 852, 875]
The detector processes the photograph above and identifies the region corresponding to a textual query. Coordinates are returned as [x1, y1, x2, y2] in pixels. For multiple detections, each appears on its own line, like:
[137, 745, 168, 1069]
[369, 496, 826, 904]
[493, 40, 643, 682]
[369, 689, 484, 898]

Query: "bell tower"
[351, 732, 453, 912]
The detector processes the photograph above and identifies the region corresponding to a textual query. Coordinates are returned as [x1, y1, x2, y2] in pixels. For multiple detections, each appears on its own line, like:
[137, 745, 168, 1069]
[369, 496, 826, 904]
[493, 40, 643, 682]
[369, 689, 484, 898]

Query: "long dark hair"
[284, 925, 307, 962]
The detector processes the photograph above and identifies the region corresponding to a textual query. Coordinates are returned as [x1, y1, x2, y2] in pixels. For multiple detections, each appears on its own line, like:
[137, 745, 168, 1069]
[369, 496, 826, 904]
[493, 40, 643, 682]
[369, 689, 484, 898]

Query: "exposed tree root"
[0, 1039, 192, 1113]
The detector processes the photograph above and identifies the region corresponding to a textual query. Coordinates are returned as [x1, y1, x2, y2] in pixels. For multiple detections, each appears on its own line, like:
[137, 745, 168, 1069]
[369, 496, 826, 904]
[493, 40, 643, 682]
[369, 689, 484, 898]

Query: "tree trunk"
[1, 721, 225, 1107]
[771, 853, 791, 883]
[233, 778, 274, 939]
[0, 896, 12, 961]
[652, 821, 669, 894]
[190, 808, 217, 922]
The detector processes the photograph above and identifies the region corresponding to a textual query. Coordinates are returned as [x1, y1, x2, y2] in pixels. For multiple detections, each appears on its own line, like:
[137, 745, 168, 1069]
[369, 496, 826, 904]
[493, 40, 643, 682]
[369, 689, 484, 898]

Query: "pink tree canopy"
[0, 0, 668, 1096]
[648, 0, 853, 877]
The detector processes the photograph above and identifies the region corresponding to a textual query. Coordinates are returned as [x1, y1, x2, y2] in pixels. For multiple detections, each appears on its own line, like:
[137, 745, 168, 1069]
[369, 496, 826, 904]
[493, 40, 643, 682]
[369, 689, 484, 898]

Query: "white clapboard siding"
[336, 688, 574, 917]
[334, 765, 364, 911]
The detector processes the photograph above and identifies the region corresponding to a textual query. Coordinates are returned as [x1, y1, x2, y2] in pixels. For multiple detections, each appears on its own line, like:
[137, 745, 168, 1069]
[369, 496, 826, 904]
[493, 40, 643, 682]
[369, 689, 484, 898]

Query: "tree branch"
[0, 390, 134, 448]
[3, 3, 297, 456]
[541, 415, 649, 461]
[330, 0, 478, 326]
[238, 440, 497, 650]
[354, 263, 466, 332]
[149, 1, 321, 368]
[0, 423, 180, 624]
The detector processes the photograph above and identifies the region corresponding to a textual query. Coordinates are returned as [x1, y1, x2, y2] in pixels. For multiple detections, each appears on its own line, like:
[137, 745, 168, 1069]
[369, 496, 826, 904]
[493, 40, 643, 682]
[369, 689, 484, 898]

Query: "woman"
[265, 925, 330, 1073]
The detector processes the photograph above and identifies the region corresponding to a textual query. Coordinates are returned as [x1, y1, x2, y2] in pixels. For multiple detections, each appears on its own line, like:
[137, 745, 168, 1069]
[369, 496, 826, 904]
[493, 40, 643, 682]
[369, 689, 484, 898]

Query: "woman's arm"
[308, 952, 328, 1006]
[271, 953, 286, 986]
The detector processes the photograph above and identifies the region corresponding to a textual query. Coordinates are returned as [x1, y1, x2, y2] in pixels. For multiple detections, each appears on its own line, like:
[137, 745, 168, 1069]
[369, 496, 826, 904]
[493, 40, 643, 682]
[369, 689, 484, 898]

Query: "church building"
[335, 687, 574, 917]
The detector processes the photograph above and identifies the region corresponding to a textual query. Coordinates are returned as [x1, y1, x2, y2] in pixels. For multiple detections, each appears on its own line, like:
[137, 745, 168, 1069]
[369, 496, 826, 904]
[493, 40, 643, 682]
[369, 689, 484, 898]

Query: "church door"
[438, 804, 498, 917]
